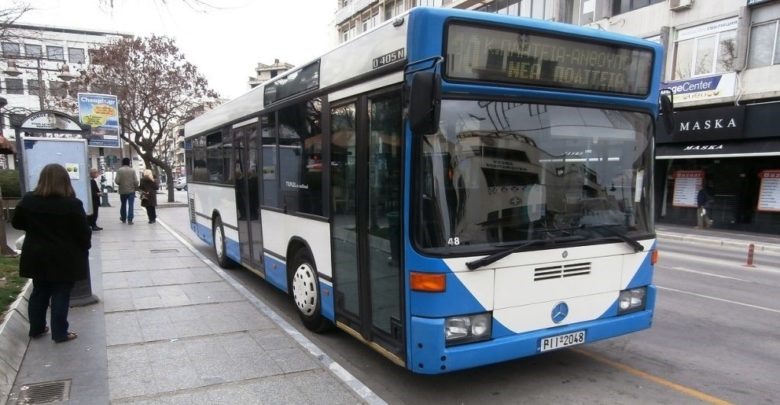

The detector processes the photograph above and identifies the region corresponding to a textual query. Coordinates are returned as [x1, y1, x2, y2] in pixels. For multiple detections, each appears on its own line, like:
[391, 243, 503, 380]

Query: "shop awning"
[656, 138, 780, 160]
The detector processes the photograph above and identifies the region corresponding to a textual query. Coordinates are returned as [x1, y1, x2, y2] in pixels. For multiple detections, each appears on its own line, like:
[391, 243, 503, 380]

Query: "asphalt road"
[158, 201, 779, 405]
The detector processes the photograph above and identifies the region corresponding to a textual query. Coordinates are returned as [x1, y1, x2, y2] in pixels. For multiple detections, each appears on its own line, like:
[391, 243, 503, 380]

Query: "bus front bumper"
[409, 307, 653, 374]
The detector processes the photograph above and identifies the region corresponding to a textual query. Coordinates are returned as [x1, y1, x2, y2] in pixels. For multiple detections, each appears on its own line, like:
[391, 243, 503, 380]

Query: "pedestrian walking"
[88, 168, 103, 231]
[11, 164, 92, 343]
[697, 183, 714, 229]
[139, 169, 159, 224]
[115, 157, 139, 224]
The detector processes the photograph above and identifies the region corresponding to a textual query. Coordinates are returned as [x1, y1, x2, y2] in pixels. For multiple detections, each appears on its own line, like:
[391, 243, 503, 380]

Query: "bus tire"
[289, 249, 330, 333]
[212, 216, 234, 268]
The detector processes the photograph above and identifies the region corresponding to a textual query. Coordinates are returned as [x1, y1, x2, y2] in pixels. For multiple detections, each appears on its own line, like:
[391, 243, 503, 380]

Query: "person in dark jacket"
[88, 168, 103, 231]
[696, 183, 714, 229]
[139, 169, 159, 224]
[12, 164, 92, 343]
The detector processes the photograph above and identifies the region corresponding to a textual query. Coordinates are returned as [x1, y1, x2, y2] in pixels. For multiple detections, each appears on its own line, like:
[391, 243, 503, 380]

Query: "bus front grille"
[534, 262, 591, 281]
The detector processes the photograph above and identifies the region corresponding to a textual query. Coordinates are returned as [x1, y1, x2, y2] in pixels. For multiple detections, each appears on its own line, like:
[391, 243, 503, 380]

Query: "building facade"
[248, 59, 294, 89]
[333, 0, 780, 234]
[585, 0, 780, 234]
[0, 24, 130, 171]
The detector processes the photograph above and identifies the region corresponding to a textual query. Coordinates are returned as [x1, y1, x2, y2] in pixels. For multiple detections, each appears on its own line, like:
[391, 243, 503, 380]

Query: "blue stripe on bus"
[320, 281, 335, 322]
[192, 222, 212, 246]
[625, 242, 657, 289]
[263, 254, 288, 293]
[225, 239, 240, 264]
[405, 248, 488, 317]
[410, 301, 654, 374]
[192, 222, 241, 264]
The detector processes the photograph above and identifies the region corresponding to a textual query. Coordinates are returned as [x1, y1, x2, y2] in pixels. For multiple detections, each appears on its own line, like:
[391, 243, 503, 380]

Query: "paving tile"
[207, 375, 305, 405]
[268, 348, 320, 374]
[251, 329, 299, 351]
[105, 312, 143, 346]
[103, 289, 135, 312]
[292, 368, 363, 404]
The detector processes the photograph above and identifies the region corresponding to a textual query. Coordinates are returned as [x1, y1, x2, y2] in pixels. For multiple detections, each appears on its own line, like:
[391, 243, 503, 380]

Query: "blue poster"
[78, 92, 121, 148]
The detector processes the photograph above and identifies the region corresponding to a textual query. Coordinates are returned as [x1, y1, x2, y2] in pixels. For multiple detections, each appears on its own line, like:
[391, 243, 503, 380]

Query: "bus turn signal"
[411, 272, 446, 292]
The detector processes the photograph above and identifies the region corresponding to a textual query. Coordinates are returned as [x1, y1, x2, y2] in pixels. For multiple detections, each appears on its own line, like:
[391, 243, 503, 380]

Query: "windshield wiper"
[465, 235, 585, 271]
[582, 224, 644, 252]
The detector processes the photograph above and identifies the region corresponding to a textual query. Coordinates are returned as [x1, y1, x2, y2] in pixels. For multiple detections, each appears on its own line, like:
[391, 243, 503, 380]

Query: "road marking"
[657, 286, 780, 314]
[657, 265, 748, 282]
[157, 219, 388, 405]
[573, 349, 734, 405]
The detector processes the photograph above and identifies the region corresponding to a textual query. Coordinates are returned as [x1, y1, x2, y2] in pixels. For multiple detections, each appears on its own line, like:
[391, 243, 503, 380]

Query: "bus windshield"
[415, 100, 654, 254]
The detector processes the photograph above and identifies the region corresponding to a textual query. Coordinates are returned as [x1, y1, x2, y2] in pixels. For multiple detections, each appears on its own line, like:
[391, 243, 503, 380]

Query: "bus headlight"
[445, 313, 492, 346]
[618, 287, 646, 314]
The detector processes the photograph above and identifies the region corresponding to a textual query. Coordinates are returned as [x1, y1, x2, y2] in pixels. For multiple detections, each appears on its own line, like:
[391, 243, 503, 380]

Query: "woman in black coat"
[12, 164, 92, 343]
[139, 169, 159, 224]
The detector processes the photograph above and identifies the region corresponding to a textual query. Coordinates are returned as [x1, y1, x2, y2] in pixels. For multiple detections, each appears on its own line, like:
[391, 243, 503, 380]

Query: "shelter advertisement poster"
[672, 170, 704, 208]
[78, 93, 121, 148]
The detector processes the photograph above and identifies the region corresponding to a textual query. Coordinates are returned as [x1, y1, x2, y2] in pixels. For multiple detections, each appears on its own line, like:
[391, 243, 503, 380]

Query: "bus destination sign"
[445, 23, 653, 96]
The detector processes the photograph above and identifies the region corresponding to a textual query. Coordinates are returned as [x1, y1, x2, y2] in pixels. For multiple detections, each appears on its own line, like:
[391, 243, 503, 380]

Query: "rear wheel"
[289, 249, 330, 332]
[213, 216, 235, 268]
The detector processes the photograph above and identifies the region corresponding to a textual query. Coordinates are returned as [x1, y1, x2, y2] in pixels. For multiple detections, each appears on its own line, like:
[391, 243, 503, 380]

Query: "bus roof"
[185, 7, 662, 138]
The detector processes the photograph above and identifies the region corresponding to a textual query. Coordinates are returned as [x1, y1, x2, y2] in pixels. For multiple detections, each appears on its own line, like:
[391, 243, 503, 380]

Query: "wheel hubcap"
[214, 226, 224, 259]
[293, 263, 317, 316]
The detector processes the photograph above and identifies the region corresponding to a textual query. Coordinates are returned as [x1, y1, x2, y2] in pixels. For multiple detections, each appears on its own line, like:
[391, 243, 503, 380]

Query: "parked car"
[174, 177, 187, 191]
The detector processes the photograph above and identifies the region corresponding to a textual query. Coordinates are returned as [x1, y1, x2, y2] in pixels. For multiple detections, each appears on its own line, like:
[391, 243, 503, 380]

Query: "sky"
[17, 0, 338, 99]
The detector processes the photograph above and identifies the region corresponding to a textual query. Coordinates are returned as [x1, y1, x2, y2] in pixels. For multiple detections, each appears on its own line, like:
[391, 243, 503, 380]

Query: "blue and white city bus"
[184, 7, 670, 374]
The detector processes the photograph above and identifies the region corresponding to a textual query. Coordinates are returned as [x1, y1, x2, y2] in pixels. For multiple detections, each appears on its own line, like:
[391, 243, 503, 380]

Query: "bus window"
[278, 98, 323, 216]
[261, 114, 279, 208]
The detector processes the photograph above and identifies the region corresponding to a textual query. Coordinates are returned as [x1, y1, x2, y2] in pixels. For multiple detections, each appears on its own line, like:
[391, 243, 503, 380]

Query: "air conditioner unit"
[669, 0, 693, 11]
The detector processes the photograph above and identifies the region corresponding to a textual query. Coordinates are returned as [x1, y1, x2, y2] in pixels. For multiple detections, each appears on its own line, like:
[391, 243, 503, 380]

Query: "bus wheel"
[290, 249, 329, 332]
[213, 216, 233, 268]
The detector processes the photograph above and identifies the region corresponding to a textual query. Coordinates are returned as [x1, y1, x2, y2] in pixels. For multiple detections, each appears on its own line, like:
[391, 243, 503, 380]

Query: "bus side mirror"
[659, 89, 674, 134]
[409, 71, 441, 135]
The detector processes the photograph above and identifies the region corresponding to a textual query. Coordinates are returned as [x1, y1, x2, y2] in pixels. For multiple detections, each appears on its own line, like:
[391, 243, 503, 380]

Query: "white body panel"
[189, 183, 239, 241]
[494, 292, 618, 334]
[260, 209, 332, 277]
[443, 239, 654, 333]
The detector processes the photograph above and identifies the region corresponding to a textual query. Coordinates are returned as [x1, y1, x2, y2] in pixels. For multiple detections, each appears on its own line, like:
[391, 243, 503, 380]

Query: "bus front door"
[331, 90, 405, 362]
[233, 123, 264, 272]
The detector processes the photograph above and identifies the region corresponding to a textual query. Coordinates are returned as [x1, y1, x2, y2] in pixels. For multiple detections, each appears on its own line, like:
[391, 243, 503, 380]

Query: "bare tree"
[97, 0, 220, 12]
[0, 1, 31, 43]
[69, 35, 218, 202]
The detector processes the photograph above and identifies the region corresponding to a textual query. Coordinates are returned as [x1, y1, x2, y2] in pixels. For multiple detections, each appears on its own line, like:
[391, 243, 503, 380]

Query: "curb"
[656, 231, 780, 254]
[0, 280, 31, 405]
[157, 203, 188, 209]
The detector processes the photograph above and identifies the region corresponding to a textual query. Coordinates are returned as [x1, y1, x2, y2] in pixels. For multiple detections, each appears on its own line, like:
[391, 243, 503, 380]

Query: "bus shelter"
[13, 110, 98, 306]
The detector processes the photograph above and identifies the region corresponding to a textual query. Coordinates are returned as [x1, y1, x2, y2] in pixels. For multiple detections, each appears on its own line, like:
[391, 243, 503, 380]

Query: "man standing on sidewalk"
[115, 157, 138, 224]
[88, 168, 103, 230]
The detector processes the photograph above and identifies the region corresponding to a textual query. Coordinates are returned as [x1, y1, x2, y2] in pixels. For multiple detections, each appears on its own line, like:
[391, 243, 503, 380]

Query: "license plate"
[539, 330, 586, 352]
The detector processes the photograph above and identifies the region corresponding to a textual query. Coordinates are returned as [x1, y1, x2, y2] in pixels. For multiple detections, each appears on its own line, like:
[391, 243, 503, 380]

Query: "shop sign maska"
[658, 105, 745, 143]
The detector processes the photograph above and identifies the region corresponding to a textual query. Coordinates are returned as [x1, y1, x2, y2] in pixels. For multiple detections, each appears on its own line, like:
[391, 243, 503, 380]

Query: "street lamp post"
[2, 57, 78, 110]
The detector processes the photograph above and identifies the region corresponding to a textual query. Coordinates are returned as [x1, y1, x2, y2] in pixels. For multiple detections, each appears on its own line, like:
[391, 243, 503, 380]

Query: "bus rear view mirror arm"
[659, 89, 674, 134]
[409, 71, 441, 135]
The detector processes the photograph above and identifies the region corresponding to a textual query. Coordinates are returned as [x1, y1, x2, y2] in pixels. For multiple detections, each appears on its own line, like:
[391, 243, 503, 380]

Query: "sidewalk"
[656, 223, 780, 253]
[2, 192, 378, 404]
